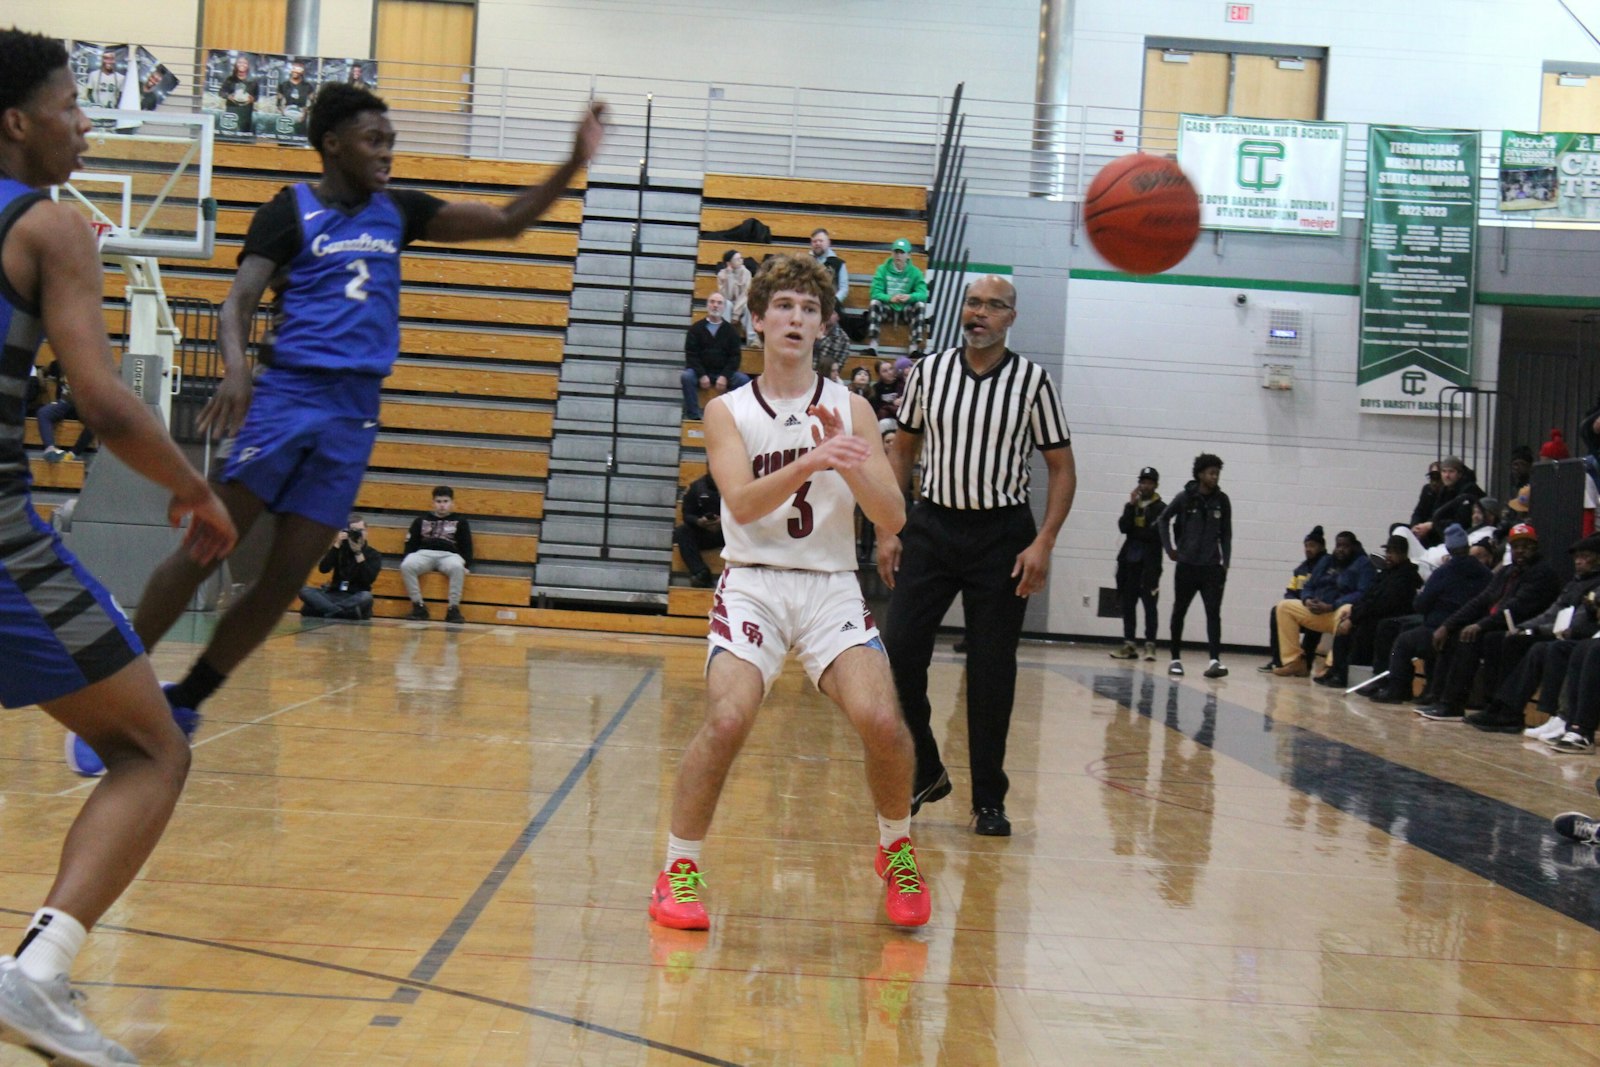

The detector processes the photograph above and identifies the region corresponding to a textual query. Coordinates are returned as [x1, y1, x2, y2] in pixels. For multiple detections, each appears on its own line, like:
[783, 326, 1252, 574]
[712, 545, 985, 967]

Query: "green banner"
[1498, 130, 1600, 217]
[1358, 126, 1479, 416]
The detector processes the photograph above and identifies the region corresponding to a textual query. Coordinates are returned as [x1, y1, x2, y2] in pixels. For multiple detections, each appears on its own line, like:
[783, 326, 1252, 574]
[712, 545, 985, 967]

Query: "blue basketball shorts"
[218, 369, 383, 530]
[0, 503, 143, 709]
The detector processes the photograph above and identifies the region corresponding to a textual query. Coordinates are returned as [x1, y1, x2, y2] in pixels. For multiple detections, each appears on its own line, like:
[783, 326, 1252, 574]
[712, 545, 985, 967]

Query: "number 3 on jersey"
[344, 258, 371, 301]
[787, 482, 814, 539]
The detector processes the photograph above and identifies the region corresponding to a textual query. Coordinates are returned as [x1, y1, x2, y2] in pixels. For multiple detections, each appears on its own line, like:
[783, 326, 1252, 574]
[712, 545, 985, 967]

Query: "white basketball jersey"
[718, 375, 857, 572]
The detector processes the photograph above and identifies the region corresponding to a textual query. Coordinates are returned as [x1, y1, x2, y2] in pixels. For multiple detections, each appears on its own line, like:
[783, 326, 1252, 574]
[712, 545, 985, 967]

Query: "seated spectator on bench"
[1411, 455, 1483, 548]
[1259, 526, 1328, 672]
[1271, 531, 1375, 678]
[37, 362, 94, 462]
[717, 249, 752, 338]
[681, 292, 748, 421]
[1410, 461, 1443, 527]
[866, 239, 929, 357]
[1370, 524, 1493, 704]
[1413, 522, 1561, 721]
[1317, 534, 1423, 688]
[402, 486, 473, 624]
[813, 312, 851, 375]
[300, 514, 382, 620]
[674, 470, 722, 588]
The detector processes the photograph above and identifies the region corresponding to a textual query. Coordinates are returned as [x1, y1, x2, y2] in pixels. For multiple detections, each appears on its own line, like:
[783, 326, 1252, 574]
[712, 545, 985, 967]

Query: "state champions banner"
[1176, 115, 1346, 235]
[1358, 126, 1479, 416]
[1498, 131, 1600, 219]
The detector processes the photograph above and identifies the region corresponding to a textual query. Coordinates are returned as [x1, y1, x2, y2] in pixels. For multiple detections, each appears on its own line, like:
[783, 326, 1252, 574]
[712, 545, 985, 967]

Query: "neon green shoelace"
[883, 845, 923, 894]
[667, 867, 705, 903]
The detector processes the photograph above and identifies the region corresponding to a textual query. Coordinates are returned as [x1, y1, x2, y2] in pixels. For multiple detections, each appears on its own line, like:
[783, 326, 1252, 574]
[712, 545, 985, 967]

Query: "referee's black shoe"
[973, 807, 1011, 837]
[911, 768, 951, 816]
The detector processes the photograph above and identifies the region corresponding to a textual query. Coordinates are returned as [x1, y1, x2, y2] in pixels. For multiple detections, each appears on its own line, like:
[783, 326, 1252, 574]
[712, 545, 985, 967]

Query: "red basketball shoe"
[650, 858, 710, 930]
[875, 838, 931, 927]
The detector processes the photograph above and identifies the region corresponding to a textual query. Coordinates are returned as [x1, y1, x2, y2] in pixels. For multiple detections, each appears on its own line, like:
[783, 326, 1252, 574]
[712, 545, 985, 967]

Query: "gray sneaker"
[1553, 811, 1600, 844]
[0, 957, 137, 1066]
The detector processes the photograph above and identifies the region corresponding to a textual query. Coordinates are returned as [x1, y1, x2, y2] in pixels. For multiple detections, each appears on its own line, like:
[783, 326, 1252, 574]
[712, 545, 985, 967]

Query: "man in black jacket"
[299, 514, 383, 619]
[1371, 524, 1494, 704]
[1111, 466, 1163, 661]
[673, 471, 722, 587]
[1465, 533, 1600, 733]
[1158, 453, 1232, 679]
[1411, 455, 1484, 548]
[401, 486, 474, 623]
[1417, 522, 1563, 721]
[680, 292, 749, 420]
[1317, 534, 1422, 688]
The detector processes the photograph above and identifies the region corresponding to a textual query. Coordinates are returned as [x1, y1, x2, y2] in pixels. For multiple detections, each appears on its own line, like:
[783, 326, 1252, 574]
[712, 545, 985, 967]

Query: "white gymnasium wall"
[318, 1, 375, 58]
[473, 0, 1041, 103]
[10, 1, 199, 53]
[1069, 0, 1600, 128]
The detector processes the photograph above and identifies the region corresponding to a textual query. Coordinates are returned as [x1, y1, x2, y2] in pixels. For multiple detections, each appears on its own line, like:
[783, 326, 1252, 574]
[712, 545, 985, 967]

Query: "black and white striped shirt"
[896, 346, 1071, 510]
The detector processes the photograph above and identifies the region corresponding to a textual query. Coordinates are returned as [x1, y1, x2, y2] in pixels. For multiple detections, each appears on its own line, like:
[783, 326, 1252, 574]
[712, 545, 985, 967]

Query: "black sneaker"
[972, 807, 1011, 837]
[1419, 705, 1465, 722]
[1256, 660, 1281, 674]
[1464, 708, 1524, 733]
[1168, 660, 1184, 676]
[1313, 671, 1348, 688]
[1203, 659, 1228, 679]
[445, 606, 466, 624]
[1553, 811, 1600, 844]
[406, 603, 430, 621]
[690, 571, 715, 588]
[910, 767, 952, 816]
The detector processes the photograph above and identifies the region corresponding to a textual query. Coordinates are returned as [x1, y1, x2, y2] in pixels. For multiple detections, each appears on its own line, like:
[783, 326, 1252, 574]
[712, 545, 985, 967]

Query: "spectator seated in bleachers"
[1409, 461, 1443, 528]
[1258, 526, 1328, 673]
[1413, 522, 1562, 721]
[865, 239, 929, 357]
[36, 361, 94, 463]
[681, 292, 749, 421]
[1464, 532, 1600, 734]
[716, 249, 752, 339]
[1316, 534, 1423, 689]
[869, 359, 902, 432]
[299, 513, 382, 620]
[402, 486, 473, 624]
[1394, 495, 1504, 578]
[674, 470, 722, 588]
[1410, 455, 1484, 548]
[813, 312, 851, 376]
[1271, 530, 1376, 678]
[1369, 524, 1494, 705]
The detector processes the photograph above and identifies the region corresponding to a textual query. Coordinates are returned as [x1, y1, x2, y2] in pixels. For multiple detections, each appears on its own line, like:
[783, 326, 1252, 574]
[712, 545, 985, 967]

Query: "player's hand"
[809, 433, 871, 472]
[877, 531, 902, 589]
[198, 373, 253, 440]
[169, 484, 236, 566]
[1012, 538, 1051, 597]
[571, 101, 606, 166]
[807, 404, 848, 443]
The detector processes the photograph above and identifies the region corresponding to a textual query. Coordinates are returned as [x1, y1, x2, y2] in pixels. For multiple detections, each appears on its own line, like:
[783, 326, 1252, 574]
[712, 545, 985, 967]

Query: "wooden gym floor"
[1, 617, 1598, 1065]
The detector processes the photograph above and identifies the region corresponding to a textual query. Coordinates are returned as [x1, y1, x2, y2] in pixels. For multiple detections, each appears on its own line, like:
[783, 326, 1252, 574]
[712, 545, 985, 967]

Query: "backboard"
[55, 108, 215, 260]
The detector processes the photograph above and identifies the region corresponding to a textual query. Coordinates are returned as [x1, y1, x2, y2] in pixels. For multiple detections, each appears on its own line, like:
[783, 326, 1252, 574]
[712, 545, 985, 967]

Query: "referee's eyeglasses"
[963, 297, 1013, 313]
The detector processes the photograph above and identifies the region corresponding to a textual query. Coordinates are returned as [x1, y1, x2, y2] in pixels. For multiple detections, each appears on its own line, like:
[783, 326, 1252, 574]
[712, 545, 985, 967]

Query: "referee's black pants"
[883, 501, 1035, 812]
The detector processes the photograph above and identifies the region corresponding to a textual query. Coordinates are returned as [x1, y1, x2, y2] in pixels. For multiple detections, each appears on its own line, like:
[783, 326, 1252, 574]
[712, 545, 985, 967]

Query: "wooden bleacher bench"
[701, 175, 925, 214]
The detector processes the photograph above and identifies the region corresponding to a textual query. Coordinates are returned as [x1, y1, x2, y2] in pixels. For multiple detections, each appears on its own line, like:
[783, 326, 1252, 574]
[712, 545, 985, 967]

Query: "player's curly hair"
[747, 253, 836, 325]
[0, 28, 69, 115]
[1192, 452, 1224, 478]
[308, 81, 387, 158]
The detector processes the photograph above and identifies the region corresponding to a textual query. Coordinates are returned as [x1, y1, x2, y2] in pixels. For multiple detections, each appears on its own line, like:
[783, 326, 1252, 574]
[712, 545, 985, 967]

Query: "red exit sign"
[1227, 3, 1254, 21]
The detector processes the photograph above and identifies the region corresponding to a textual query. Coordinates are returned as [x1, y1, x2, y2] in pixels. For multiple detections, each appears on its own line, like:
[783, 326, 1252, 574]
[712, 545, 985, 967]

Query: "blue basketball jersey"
[0, 177, 50, 500]
[272, 184, 404, 376]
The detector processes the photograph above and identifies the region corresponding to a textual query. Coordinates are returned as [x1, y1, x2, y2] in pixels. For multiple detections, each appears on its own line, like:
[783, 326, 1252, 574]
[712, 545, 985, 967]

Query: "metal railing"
[127, 48, 1599, 212]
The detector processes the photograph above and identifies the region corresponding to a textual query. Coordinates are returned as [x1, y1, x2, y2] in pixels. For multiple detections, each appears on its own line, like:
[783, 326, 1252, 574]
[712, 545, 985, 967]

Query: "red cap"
[1508, 522, 1538, 542]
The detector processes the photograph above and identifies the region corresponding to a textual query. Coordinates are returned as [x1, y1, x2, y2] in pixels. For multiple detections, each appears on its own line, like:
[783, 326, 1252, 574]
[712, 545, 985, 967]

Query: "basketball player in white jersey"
[649, 254, 931, 930]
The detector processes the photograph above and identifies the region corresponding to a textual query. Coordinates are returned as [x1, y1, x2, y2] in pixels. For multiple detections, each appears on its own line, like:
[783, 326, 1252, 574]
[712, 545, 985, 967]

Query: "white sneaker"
[0, 956, 138, 1065]
[1527, 717, 1567, 741]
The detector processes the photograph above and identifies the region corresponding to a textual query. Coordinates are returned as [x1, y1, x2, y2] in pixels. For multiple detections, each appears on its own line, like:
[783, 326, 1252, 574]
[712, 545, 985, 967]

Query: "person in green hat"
[867, 238, 929, 357]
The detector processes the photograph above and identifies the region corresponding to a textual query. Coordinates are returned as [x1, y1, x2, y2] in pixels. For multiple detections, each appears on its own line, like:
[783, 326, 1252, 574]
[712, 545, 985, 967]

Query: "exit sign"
[1227, 3, 1254, 21]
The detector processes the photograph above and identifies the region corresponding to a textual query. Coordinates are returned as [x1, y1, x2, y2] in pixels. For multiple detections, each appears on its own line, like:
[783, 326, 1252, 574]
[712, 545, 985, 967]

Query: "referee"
[877, 275, 1075, 836]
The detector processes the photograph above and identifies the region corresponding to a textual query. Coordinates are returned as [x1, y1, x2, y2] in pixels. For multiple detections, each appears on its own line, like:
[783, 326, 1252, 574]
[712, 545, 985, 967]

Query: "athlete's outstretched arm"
[20, 202, 236, 564]
[703, 395, 871, 527]
[423, 103, 606, 243]
[204, 253, 276, 440]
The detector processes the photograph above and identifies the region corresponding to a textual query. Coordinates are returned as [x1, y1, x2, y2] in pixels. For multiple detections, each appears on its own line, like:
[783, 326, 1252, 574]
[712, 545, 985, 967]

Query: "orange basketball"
[1083, 154, 1201, 275]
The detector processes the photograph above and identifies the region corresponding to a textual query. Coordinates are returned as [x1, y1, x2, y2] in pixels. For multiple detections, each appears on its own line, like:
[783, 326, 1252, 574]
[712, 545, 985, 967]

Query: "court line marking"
[401, 668, 657, 985]
[0, 908, 741, 1066]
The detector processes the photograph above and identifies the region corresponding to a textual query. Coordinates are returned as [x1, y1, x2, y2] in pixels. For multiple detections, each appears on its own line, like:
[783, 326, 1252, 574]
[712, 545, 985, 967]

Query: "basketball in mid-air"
[1083, 154, 1201, 275]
